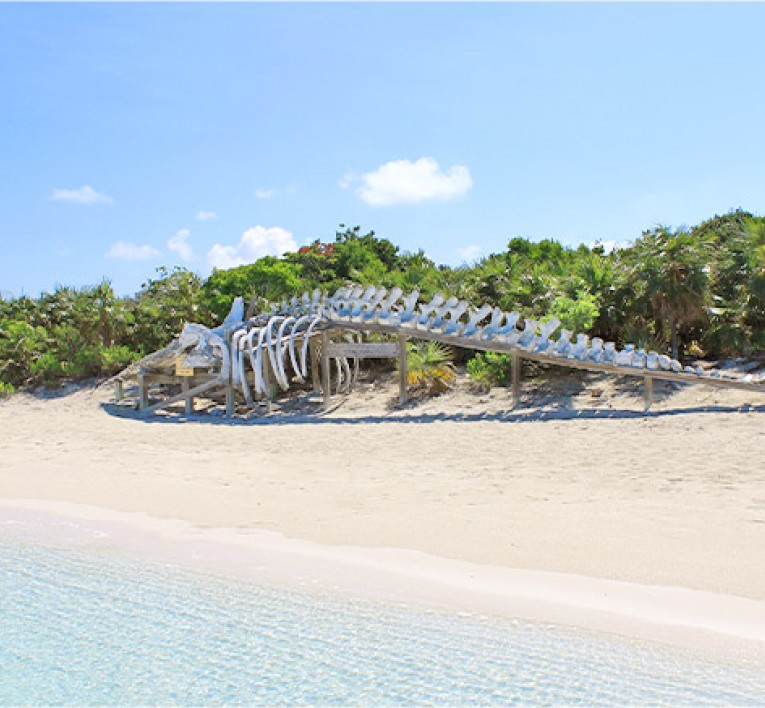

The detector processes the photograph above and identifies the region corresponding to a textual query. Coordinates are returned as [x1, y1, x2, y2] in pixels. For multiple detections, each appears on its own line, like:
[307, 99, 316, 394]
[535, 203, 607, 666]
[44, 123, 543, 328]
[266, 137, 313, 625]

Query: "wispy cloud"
[195, 210, 217, 221]
[208, 226, 297, 270]
[344, 157, 472, 206]
[167, 228, 196, 261]
[50, 185, 115, 205]
[458, 244, 482, 263]
[255, 188, 277, 200]
[105, 241, 161, 261]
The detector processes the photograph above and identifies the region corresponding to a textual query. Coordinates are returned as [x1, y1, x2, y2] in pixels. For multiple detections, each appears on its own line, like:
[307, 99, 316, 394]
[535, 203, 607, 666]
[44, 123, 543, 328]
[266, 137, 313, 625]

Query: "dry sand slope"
[1, 371, 764, 600]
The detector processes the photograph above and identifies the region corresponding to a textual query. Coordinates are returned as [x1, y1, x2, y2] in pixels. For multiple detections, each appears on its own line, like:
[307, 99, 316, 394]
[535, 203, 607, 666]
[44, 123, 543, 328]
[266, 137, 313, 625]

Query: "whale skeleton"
[115, 285, 765, 414]
[234, 285, 765, 397]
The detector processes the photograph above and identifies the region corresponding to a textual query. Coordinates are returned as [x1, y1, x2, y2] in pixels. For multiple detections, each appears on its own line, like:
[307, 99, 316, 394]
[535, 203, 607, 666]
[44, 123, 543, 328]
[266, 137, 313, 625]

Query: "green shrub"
[29, 352, 66, 385]
[548, 292, 600, 334]
[99, 345, 139, 375]
[403, 341, 456, 395]
[0, 381, 14, 398]
[466, 351, 513, 390]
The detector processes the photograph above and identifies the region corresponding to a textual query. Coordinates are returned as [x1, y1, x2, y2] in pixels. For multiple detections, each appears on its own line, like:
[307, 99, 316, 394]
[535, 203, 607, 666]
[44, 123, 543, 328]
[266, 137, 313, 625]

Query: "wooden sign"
[324, 342, 399, 359]
[175, 359, 194, 377]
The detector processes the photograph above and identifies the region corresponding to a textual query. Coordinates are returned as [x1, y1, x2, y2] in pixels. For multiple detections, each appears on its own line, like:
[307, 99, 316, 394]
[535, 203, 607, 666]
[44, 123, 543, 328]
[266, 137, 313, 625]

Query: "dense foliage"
[2, 212, 765, 395]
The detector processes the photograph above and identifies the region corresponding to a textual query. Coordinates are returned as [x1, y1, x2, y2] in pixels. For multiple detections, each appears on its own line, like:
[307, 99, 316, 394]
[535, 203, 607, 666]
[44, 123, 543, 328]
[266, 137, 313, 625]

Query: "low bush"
[403, 341, 456, 395]
[466, 351, 513, 390]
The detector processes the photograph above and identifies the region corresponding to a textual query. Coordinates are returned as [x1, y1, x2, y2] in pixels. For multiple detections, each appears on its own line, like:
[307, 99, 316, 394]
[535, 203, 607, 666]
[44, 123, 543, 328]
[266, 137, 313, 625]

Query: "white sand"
[1, 371, 765, 650]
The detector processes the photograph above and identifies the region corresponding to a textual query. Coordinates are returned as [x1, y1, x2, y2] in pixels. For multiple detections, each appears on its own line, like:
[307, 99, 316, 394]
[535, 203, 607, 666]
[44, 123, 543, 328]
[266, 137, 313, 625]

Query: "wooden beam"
[322, 321, 765, 396]
[398, 334, 408, 406]
[114, 379, 124, 402]
[142, 379, 222, 417]
[325, 341, 399, 358]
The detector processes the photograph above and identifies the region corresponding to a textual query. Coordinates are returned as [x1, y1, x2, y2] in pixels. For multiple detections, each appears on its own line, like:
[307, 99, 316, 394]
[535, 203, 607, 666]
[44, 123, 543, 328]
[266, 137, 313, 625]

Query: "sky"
[1, 3, 764, 298]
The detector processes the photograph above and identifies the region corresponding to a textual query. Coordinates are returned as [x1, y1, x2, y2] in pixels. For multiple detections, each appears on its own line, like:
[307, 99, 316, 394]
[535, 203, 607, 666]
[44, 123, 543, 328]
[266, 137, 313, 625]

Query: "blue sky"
[1, 3, 764, 297]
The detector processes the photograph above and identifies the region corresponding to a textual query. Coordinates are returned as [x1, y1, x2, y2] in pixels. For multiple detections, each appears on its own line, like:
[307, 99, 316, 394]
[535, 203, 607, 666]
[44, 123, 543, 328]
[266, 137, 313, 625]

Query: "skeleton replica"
[114, 285, 765, 415]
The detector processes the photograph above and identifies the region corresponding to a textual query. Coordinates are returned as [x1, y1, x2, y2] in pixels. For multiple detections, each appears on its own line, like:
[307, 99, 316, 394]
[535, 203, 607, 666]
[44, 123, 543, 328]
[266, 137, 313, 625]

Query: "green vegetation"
[2, 211, 765, 394]
[403, 341, 457, 395]
[466, 351, 513, 391]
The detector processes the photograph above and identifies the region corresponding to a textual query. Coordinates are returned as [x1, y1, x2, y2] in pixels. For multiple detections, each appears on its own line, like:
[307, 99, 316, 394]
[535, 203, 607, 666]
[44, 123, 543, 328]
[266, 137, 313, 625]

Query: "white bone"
[497, 312, 521, 336]
[362, 287, 387, 321]
[299, 316, 322, 378]
[351, 286, 377, 319]
[417, 294, 445, 327]
[429, 296, 459, 330]
[518, 320, 538, 348]
[375, 287, 403, 323]
[553, 330, 573, 356]
[462, 304, 493, 338]
[397, 290, 419, 325]
[274, 317, 296, 389]
[443, 301, 469, 335]
[288, 315, 313, 380]
[630, 349, 647, 368]
[481, 308, 505, 339]
[588, 338, 604, 362]
[539, 318, 561, 339]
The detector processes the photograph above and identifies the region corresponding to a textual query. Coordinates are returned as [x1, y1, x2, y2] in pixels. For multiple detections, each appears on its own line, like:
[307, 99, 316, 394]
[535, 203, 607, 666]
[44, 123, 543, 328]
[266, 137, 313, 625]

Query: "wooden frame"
[320, 331, 408, 409]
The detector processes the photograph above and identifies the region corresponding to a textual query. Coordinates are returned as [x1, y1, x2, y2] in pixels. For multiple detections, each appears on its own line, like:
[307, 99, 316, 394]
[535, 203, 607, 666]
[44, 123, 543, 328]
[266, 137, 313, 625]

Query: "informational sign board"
[175, 359, 194, 377]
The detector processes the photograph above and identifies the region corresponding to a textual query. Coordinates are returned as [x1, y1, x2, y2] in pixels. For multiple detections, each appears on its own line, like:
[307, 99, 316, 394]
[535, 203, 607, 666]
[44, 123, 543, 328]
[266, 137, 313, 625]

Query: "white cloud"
[346, 157, 472, 206]
[208, 226, 297, 270]
[50, 185, 115, 205]
[255, 188, 277, 200]
[167, 228, 196, 261]
[105, 241, 161, 261]
[196, 210, 217, 221]
[458, 245, 482, 263]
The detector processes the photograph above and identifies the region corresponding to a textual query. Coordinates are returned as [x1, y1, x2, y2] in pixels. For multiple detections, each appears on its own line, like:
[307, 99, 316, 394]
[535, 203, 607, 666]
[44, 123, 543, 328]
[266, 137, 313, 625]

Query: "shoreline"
[3, 498, 765, 660]
[2, 378, 765, 658]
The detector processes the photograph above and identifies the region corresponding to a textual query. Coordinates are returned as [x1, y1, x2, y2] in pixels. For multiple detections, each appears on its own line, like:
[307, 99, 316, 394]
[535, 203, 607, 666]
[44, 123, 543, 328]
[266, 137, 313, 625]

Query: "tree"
[633, 227, 710, 359]
[201, 259, 304, 321]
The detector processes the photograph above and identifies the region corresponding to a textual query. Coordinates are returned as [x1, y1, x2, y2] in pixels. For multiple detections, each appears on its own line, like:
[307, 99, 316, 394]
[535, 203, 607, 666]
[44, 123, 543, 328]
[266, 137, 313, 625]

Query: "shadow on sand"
[100, 396, 765, 427]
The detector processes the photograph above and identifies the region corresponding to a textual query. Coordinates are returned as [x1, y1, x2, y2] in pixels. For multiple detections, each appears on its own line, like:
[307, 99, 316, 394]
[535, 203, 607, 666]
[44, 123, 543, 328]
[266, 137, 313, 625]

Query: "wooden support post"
[512, 352, 521, 408]
[263, 356, 273, 414]
[310, 338, 321, 394]
[225, 385, 235, 418]
[644, 375, 654, 411]
[321, 331, 331, 409]
[138, 371, 148, 412]
[182, 377, 193, 415]
[114, 379, 124, 402]
[398, 334, 408, 406]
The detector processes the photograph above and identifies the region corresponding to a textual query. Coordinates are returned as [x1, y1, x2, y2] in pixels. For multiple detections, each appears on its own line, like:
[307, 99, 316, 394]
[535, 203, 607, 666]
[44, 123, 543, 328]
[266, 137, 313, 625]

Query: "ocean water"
[1, 529, 765, 705]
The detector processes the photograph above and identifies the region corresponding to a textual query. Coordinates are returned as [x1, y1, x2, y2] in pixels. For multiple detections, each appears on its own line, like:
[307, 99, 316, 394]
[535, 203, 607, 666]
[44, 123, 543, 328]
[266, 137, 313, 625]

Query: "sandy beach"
[2, 370, 765, 650]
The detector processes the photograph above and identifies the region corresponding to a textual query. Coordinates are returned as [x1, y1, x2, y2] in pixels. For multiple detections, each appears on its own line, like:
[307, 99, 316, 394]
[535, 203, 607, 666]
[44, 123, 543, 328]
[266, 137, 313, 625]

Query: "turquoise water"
[2, 530, 765, 705]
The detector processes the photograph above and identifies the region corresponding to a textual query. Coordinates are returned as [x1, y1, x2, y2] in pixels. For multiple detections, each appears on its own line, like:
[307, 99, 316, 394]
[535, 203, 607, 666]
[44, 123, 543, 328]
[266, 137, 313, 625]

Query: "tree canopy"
[2, 209, 765, 394]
